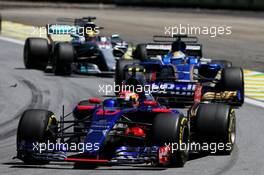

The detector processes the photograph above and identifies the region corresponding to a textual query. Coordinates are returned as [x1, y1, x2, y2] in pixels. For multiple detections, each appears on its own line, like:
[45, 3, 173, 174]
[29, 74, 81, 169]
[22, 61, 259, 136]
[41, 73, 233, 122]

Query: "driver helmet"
[84, 23, 97, 41]
[103, 99, 116, 108]
[172, 51, 185, 59]
[118, 91, 139, 106]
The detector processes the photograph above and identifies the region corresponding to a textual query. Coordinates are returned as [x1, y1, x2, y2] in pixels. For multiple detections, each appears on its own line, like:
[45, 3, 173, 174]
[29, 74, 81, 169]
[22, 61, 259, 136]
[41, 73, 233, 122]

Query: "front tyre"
[153, 113, 189, 167]
[17, 109, 57, 164]
[195, 104, 236, 155]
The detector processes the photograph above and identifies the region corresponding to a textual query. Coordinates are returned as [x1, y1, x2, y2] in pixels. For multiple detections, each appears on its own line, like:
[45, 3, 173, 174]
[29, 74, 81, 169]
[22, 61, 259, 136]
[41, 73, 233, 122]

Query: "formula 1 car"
[16, 84, 236, 168]
[114, 35, 244, 107]
[23, 17, 129, 76]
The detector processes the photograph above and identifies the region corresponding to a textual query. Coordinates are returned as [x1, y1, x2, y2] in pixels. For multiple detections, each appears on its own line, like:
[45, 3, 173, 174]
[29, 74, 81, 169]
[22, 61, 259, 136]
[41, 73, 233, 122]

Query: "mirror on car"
[113, 48, 125, 58]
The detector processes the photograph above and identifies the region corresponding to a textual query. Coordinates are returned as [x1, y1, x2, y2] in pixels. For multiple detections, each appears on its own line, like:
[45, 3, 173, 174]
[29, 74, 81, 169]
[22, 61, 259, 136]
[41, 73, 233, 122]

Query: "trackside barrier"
[114, 0, 264, 10]
[0, 0, 263, 10]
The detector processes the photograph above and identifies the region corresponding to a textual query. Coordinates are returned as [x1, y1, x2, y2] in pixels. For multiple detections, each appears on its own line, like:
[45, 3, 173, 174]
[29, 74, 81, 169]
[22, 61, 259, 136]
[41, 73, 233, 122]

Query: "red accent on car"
[151, 71, 156, 81]
[89, 98, 102, 104]
[152, 108, 171, 113]
[158, 146, 171, 165]
[194, 83, 202, 103]
[76, 105, 95, 110]
[144, 100, 157, 106]
[96, 109, 120, 115]
[64, 157, 109, 163]
[124, 127, 146, 137]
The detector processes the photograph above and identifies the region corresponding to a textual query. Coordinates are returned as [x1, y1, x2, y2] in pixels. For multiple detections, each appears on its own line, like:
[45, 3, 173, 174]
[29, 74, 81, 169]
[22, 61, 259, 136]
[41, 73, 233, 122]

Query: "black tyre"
[195, 104, 236, 154]
[133, 44, 148, 61]
[17, 109, 57, 164]
[221, 67, 244, 105]
[115, 59, 140, 89]
[211, 60, 232, 68]
[53, 42, 74, 76]
[153, 113, 189, 167]
[24, 38, 49, 70]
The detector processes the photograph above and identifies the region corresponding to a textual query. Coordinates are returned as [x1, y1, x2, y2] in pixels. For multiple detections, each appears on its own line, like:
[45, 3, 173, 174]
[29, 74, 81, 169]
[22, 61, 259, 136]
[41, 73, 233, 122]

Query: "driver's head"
[171, 40, 186, 53]
[118, 91, 139, 107]
[84, 23, 96, 41]
[172, 51, 185, 59]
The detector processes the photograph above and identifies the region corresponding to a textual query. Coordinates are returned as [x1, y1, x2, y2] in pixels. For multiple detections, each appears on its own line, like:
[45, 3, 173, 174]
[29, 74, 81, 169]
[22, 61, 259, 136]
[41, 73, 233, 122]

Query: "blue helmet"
[103, 99, 116, 108]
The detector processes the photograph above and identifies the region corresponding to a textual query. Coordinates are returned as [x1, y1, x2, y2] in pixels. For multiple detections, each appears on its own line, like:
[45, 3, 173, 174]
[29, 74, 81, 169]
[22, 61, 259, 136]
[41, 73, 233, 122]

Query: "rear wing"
[74, 16, 96, 27]
[145, 43, 202, 57]
[153, 35, 198, 43]
[143, 34, 202, 57]
[56, 16, 97, 26]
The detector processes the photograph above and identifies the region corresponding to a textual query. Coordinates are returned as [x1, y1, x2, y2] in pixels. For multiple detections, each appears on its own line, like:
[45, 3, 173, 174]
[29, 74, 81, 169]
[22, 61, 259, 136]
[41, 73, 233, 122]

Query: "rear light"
[152, 108, 171, 113]
[89, 98, 102, 104]
[124, 127, 146, 137]
[143, 100, 157, 106]
[194, 83, 202, 103]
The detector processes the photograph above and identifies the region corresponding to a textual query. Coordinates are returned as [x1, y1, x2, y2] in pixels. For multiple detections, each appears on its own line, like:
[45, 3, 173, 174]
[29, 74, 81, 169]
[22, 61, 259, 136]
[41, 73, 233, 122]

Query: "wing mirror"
[113, 48, 125, 58]
[88, 98, 102, 104]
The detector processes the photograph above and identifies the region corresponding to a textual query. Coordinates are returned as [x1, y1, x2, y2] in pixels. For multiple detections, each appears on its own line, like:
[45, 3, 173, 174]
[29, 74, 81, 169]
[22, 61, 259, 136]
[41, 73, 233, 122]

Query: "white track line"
[0, 35, 264, 108]
[0, 36, 24, 45]
[245, 98, 264, 108]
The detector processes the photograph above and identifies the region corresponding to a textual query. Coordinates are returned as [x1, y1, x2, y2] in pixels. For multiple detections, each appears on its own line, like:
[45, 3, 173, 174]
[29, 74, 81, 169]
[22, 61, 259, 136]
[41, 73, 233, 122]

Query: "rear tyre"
[195, 104, 236, 155]
[53, 43, 74, 76]
[153, 113, 189, 167]
[24, 38, 49, 70]
[133, 44, 148, 61]
[17, 109, 57, 164]
[221, 67, 244, 105]
[115, 59, 140, 90]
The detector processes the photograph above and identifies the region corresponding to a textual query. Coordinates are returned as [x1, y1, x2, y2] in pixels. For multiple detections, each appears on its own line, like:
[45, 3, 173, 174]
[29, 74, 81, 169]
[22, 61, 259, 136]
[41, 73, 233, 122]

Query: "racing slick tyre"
[115, 59, 140, 92]
[24, 38, 49, 70]
[53, 42, 74, 76]
[221, 67, 244, 106]
[17, 109, 58, 164]
[153, 113, 190, 167]
[195, 104, 236, 155]
[211, 60, 232, 68]
[133, 44, 148, 61]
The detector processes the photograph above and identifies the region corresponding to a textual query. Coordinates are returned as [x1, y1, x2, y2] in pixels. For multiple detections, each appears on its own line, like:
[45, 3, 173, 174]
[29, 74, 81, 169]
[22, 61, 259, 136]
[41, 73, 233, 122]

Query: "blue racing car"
[115, 35, 244, 107]
[16, 84, 236, 168]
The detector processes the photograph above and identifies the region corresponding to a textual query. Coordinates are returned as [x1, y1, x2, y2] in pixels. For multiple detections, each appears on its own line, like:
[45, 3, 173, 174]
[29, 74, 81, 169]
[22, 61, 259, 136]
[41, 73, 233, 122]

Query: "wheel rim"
[228, 111, 236, 145]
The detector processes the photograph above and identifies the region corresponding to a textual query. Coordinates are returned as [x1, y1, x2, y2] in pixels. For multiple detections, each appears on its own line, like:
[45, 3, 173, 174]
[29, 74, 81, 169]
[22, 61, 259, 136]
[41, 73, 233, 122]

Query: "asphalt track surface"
[0, 7, 264, 175]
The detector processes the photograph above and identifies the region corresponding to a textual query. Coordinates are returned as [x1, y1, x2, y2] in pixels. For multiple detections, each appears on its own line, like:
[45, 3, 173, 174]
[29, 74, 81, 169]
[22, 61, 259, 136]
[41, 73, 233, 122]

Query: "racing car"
[16, 82, 236, 168]
[114, 35, 244, 107]
[23, 17, 129, 76]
